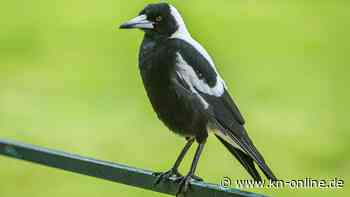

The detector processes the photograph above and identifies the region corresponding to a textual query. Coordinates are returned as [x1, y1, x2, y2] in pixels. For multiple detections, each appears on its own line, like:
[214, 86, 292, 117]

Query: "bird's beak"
[119, 14, 154, 29]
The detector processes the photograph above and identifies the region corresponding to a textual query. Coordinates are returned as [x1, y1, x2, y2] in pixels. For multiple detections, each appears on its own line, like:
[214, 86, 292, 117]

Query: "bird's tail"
[215, 135, 277, 182]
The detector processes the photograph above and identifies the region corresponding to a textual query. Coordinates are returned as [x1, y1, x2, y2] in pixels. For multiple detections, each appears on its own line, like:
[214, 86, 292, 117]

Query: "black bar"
[0, 139, 266, 197]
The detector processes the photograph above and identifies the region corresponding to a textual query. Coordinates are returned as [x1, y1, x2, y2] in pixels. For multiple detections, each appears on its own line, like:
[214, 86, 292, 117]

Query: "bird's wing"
[171, 38, 277, 181]
[171, 38, 245, 124]
[171, 38, 245, 123]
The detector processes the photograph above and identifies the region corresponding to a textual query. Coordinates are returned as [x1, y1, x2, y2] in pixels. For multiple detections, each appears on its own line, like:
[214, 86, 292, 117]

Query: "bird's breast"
[138, 37, 208, 136]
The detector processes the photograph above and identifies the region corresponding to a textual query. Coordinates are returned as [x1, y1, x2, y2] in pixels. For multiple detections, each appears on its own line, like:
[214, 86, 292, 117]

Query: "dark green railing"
[0, 139, 267, 197]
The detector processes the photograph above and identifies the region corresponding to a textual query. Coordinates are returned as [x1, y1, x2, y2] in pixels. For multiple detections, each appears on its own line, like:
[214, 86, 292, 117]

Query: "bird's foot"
[176, 174, 203, 196]
[153, 168, 182, 185]
[191, 175, 203, 182]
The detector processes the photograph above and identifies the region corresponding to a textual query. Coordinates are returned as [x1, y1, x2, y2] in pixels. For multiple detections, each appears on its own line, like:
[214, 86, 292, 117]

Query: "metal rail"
[0, 139, 266, 197]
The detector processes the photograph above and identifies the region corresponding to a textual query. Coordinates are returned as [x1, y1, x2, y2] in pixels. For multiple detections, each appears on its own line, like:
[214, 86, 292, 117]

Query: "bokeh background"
[0, 0, 349, 196]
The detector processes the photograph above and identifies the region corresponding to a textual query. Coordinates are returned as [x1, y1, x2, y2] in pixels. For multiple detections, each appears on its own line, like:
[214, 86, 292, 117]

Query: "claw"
[192, 175, 203, 182]
[153, 169, 183, 186]
[176, 175, 193, 196]
[173, 175, 184, 183]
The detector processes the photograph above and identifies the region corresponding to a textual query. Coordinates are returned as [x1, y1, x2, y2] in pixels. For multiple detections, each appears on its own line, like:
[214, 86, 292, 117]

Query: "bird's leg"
[154, 138, 195, 185]
[176, 141, 206, 196]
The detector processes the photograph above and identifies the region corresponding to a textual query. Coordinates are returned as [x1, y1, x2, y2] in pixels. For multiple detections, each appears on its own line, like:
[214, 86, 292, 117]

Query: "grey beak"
[119, 14, 154, 29]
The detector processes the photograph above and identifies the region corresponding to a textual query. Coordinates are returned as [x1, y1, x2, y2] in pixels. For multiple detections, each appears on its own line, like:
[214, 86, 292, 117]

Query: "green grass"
[0, 0, 349, 196]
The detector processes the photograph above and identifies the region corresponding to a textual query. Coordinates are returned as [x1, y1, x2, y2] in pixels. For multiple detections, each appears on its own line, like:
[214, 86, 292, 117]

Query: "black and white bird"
[120, 3, 277, 194]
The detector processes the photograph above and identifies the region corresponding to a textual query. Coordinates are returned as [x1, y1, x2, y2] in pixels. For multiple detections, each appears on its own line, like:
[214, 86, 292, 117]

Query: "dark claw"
[176, 175, 193, 196]
[173, 175, 184, 183]
[192, 175, 203, 182]
[153, 169, 183, 186]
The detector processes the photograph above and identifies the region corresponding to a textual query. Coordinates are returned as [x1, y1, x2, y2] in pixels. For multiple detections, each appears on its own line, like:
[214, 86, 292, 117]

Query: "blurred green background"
[0, 0, 349, 196]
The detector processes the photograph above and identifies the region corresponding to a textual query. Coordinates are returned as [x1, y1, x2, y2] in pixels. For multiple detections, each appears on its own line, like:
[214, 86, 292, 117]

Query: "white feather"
[169, 5, 227, 97]
[176, 53, 219, 98]
[175, 53, 209, 109]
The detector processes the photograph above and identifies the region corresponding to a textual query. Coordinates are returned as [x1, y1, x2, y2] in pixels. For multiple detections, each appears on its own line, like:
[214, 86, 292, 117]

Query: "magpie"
[120, 3, 277, 194]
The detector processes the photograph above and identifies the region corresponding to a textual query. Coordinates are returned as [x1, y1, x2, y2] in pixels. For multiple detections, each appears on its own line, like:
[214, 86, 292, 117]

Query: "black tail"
[216, 135, 262, 181]
[216, 135, 277, 181]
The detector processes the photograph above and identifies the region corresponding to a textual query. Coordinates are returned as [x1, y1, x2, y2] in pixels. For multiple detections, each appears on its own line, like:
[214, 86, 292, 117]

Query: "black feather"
[215, 122, 277, 181]
[201, 91, 277, 181]
[216, 135, 262, 181]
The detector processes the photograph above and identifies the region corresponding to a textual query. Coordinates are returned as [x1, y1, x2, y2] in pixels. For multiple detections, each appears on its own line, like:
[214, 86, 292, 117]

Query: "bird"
[120, 2, 277, 195]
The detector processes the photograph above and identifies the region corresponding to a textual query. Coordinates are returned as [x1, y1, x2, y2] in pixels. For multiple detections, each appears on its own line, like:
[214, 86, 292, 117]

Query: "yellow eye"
[155, 16, 162, 22]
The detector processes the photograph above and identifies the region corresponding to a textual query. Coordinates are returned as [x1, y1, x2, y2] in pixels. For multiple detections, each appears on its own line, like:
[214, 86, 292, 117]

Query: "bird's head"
[119, 3, 187, 38]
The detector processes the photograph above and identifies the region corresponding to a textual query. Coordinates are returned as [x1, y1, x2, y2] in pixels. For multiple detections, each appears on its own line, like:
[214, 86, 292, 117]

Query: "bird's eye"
[155, 16, 162, 22]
